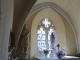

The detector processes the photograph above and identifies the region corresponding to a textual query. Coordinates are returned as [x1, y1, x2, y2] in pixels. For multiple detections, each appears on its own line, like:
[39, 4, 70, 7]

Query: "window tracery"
[37, 18, 56, 51]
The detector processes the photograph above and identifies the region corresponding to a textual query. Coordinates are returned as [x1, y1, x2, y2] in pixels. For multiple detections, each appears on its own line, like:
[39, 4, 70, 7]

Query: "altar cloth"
[35, 56, 80, 60]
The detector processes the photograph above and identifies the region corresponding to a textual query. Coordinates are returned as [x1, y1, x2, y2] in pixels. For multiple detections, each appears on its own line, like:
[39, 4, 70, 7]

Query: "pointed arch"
[25, 2, 78, 53]
[37, 17, 56, 51]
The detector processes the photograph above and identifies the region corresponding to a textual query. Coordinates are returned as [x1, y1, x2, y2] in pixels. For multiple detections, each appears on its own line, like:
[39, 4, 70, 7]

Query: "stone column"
[78, 17, 80, 53]
[0, 0, 14, 60]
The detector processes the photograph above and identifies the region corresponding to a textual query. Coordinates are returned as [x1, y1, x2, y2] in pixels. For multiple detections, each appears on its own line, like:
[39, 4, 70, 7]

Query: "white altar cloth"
[35, 56, 79, 60]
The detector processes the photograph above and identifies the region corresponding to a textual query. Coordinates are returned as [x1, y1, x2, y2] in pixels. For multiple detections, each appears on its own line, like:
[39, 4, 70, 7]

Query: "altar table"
[35, 56, 80, 60]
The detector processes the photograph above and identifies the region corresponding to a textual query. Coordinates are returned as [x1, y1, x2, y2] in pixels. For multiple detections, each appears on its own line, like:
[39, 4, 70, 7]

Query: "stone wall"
[0, 0, 14, 60]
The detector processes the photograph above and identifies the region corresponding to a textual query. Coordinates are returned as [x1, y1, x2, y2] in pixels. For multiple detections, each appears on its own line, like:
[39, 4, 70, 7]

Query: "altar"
[35, 56, 80, 60]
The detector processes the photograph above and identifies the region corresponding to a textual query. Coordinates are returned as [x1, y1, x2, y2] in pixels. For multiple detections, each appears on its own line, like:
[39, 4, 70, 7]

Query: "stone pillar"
[0, 0, 1, 59]
[78, 17, 80, 53]
[0, 0, 14, 60]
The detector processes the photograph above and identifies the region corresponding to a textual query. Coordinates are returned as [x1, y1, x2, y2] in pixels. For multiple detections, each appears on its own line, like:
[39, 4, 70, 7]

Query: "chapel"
[0, 0, 80, 60]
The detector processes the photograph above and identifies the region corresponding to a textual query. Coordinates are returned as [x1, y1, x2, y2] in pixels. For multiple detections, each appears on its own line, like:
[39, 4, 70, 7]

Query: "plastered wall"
[59, 13, 77, 55]
[54, 10, 77, 55]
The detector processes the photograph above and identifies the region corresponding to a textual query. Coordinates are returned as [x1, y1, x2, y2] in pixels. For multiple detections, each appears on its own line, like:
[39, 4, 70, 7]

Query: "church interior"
[0, 0, 80, 60]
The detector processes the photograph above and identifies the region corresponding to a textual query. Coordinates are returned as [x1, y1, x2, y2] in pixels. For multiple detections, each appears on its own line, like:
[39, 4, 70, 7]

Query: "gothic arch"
[30, 8, 67, 57]
[26, 2, 77, 39]
[24, 2, 78, 52]
[16, 2, 78, 55]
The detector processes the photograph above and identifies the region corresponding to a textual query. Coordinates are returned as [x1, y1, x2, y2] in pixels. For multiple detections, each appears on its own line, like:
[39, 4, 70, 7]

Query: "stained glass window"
[37, 18, 56, 51]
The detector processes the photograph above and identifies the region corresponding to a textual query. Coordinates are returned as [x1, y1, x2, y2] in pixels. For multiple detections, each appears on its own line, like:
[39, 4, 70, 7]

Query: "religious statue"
[20, 24, 30, 53]
[49, 32, 56, 57]
[50, 32, 55, 49]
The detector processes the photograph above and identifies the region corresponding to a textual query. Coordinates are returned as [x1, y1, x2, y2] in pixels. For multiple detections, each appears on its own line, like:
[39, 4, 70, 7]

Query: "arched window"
[37, 18, 56, 51]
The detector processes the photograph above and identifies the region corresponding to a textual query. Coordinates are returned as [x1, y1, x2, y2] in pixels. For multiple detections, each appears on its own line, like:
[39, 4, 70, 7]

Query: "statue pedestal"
[19, 53, 28, 59]
[49, 49, 56, 58]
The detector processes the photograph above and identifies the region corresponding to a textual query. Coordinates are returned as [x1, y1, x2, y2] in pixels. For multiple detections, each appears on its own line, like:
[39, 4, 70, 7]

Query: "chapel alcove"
[16, 5, 77, 59]
[30, 8, 77, 58]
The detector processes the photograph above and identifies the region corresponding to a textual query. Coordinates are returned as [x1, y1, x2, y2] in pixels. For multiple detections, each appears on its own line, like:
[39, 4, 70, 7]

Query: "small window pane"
[37, 28, 45, 35]
[37, 41, 46, 51]
[42, 18, 51, 28]
[37, 34, 45, 40]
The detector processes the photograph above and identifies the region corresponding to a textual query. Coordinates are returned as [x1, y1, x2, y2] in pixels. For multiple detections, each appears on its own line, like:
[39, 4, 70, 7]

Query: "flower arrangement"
[56, 50, 65, 58]
[56, 44, 67, 58]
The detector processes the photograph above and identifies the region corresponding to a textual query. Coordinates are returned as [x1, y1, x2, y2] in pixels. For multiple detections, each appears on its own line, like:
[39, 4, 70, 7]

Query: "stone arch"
[16, 2, 78, 56]
[26, 2, 77, 40]
[30, 8, 66, 57]
[25, 2, 78, 53]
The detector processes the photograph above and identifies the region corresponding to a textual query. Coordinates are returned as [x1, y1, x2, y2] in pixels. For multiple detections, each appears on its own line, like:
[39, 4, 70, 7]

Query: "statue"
[19, 24, 30, 59]
[49, 32, 56, 57]
[21, 24, 30, 53]
[50, 32, 55, 49]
